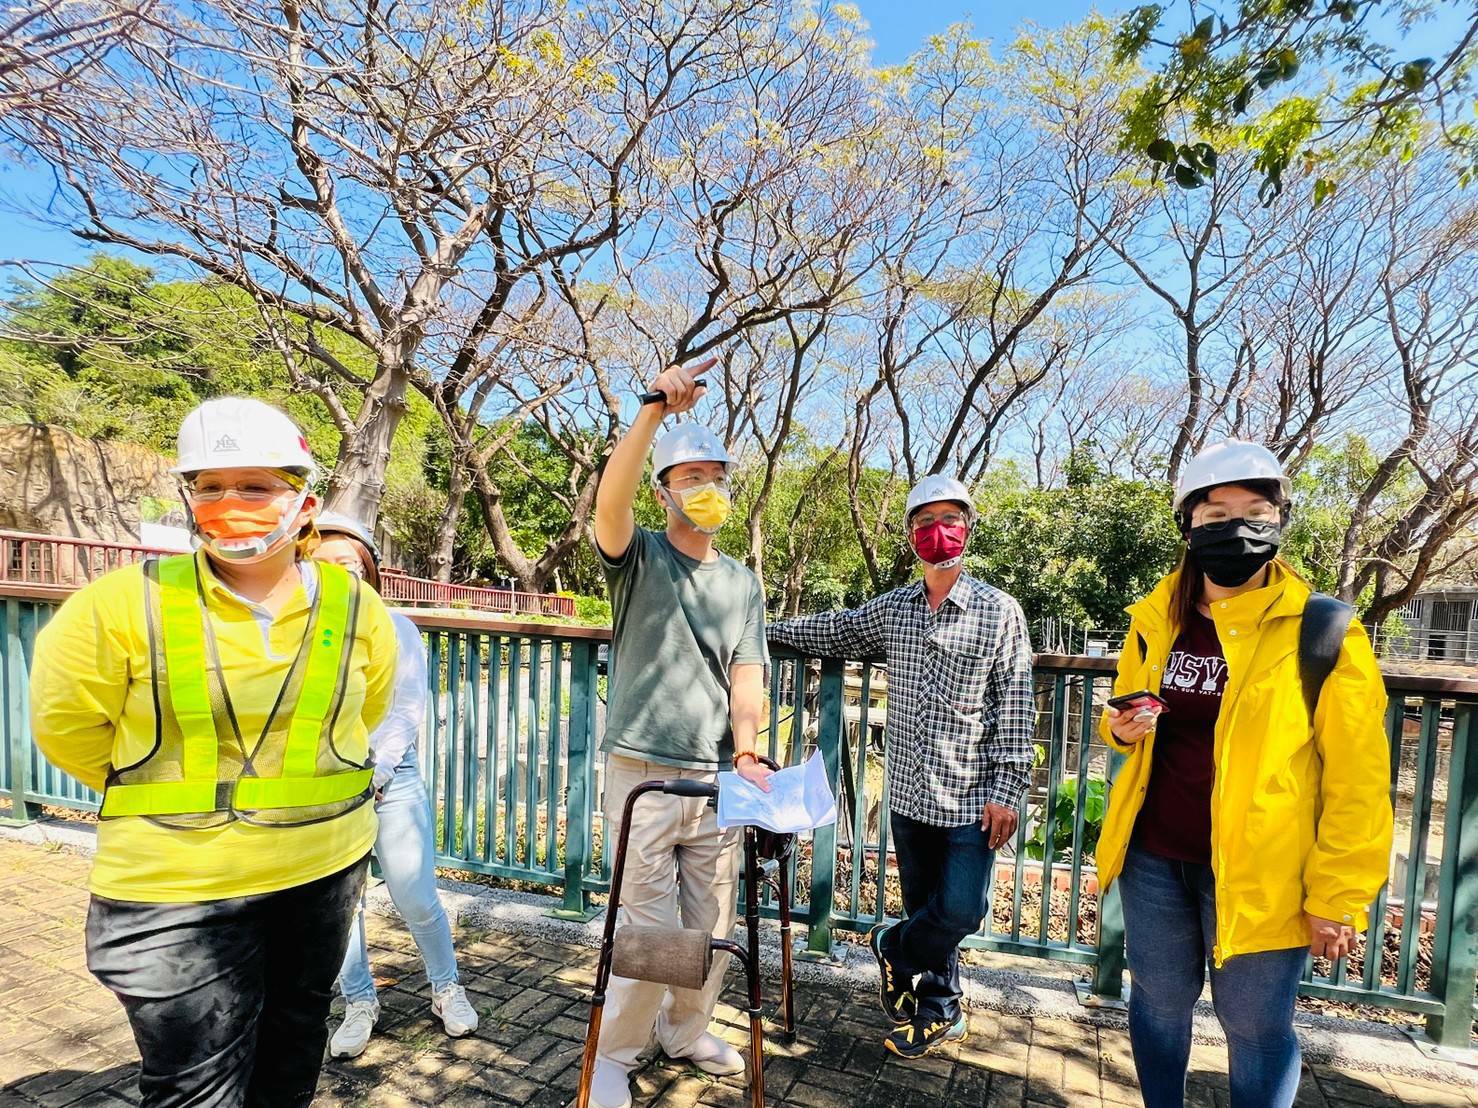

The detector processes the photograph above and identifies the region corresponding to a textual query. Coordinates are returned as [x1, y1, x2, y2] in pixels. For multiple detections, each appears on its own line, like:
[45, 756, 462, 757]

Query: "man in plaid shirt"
[768, 474, 1036, 1059]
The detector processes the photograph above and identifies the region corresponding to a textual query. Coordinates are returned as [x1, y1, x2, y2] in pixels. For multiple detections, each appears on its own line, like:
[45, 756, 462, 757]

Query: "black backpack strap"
[1299, 593, 1355, 721]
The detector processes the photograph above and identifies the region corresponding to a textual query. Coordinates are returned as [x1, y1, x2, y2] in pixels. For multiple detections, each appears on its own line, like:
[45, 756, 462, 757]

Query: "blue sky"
[1, 1, 1467, 268]
[0, 1, 1094, 268]
[857, 0, 1088, 62]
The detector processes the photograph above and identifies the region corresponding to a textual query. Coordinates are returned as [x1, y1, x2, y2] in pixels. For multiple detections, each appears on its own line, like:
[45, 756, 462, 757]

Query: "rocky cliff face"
[0, 424, 178, 542]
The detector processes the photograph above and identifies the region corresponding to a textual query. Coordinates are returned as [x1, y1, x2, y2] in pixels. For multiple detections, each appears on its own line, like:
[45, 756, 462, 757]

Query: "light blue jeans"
[338, 749, 460, 1003]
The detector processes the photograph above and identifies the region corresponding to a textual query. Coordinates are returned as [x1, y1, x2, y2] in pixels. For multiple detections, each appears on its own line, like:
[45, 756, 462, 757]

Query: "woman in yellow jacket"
[30, 398, 398, 1108]
[1098, 440, 1392, 1108]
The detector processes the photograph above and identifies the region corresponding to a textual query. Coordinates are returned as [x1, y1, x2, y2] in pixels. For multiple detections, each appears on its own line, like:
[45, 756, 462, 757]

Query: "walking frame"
[575, 757, 797, 1108]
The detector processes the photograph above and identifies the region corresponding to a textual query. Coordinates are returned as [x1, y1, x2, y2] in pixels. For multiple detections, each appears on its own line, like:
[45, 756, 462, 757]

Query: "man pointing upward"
[587, 358, 774, 1108]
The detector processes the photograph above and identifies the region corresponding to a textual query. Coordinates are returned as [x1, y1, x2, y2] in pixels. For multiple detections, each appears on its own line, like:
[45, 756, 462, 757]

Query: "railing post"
[552, 639, 596, 920]
[802, 656, 843, 960]
[1087, 880, 1127, 1002]
[1081, 745, 1128, 1008]
[2, 598, 41, 825]
[1424, 700, 1478, 1049]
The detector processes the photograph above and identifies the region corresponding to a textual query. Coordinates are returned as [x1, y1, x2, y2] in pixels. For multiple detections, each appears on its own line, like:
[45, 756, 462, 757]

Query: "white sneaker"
[329, 998, 379, 1059]
[589, 1060, 633, 1108]
[431, 983, 479, 1037]
[674, 1031, 745, 1076]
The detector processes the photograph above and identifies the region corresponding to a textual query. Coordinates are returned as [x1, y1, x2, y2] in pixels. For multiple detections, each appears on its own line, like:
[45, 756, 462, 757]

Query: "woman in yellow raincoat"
[1097, 440, 1392, 1108]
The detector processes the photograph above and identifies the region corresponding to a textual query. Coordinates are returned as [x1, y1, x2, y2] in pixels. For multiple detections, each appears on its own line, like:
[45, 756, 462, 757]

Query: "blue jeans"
[338, 750, 460, 1003]
[884, 813, 995, 1022]
[1118, 846, 1307, 1108]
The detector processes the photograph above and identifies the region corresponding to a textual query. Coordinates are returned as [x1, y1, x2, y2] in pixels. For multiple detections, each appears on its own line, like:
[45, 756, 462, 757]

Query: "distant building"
[1385, 586, 1478, 665]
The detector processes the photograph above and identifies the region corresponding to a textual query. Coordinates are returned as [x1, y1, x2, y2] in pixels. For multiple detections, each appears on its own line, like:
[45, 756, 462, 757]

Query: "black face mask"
[1187, 519, 1282, 588]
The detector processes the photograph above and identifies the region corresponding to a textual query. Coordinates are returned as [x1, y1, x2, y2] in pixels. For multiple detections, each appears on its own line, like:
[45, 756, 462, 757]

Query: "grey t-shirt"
[600, 528, 768, 769]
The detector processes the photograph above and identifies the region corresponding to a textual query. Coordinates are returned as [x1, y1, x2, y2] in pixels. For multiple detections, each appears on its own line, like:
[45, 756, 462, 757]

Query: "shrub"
[1024, 777, 1107, 863]
[570, 593, 612, 626]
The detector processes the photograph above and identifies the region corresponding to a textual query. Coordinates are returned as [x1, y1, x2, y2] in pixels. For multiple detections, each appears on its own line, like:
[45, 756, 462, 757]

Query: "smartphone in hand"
[1106, 690, 1169, 719]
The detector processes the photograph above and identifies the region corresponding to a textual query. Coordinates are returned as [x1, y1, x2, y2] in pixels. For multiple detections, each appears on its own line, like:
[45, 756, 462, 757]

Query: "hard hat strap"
[195, 488, 311, 563]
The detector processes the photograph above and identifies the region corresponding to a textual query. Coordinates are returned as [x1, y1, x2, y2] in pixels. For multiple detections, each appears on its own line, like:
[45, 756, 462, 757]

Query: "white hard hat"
[1172, 439, 1291, 514]
[315, 512, 381, 566]
[905, 474, 974, 523]
[652, 423, 730, 480]
[173, 397, 317, 479]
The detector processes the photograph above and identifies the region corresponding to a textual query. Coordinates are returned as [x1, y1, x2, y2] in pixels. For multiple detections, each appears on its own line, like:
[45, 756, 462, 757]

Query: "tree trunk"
[322, 358, 409, 524]
[469, 464, 598, 593]
[429, 452, 470, 583]
[1167, 320, 1201, 486]
[782, 554, 808, 616]
[746, 508, 765, 588]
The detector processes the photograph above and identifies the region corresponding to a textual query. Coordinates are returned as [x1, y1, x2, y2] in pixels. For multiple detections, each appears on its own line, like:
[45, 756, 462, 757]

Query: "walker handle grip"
[661, 779, 719, 799]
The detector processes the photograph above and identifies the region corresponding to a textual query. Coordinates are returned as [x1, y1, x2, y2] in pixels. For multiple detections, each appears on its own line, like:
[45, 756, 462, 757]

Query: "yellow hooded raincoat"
[1096, 561, 1394, 966]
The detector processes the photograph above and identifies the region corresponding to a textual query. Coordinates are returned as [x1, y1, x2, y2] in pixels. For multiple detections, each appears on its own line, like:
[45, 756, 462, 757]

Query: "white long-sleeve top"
[370, 613, 427, 789]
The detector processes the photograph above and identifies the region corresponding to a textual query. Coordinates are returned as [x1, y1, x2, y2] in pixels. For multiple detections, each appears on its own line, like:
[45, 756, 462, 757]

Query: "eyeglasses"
[184, 479, 297, 504]
[1192, 503, 1281, 531]
[911, 511, 967, 531]
[664, 474, 729, 492]
[316, 553, 364, 577]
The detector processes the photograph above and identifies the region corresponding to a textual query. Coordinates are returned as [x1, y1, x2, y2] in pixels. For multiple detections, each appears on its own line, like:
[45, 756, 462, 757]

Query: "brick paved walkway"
[1, 838, 1473, 1107]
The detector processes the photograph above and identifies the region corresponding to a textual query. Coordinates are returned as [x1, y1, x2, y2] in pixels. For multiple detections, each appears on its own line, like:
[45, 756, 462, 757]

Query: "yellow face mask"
[669, 481, 732, 534]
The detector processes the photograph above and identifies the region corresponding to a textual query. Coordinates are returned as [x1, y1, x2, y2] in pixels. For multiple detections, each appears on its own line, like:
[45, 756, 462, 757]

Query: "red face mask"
[911, 520, 970, 568]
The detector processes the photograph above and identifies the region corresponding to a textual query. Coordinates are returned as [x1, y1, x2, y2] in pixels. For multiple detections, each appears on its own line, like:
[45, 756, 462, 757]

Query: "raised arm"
[593, 357, 715, 561]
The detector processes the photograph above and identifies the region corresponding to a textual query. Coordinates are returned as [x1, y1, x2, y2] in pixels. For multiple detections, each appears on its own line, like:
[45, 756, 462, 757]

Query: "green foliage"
[1115, 1, 1478, 201]
[1280, 433, 1418, 600]
[569, 593, 613, 626]
[10, 257, 1330, 626]
[1, 254, 439, 552]
[444, 424, 582, 587]
[0, 260, 912, 607]
[1025, 777, 1108, 863]
[2, 257, 214, 446]
[736, 435, 903, 611]
[1244, 95, 1320, 204]
[967, 468, 1183, 628]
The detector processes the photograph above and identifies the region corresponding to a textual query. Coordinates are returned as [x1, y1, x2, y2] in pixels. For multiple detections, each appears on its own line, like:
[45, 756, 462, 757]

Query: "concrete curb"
[6, 820, 1474, 1086]
[0, 818, 99, 854]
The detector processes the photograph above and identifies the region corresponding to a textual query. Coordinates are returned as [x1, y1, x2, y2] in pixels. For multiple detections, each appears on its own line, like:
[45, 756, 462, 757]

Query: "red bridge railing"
[0, 530, 157, 586]
[379, 571, 574, 617]
[0, 530, 574, 617]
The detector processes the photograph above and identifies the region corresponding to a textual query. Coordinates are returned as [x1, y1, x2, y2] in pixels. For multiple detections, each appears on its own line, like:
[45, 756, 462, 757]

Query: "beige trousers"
[596, 754, 741, 1069]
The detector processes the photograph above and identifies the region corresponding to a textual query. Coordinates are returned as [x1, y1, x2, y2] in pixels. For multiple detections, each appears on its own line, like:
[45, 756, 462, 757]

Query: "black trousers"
[86, 854, 369, 1108]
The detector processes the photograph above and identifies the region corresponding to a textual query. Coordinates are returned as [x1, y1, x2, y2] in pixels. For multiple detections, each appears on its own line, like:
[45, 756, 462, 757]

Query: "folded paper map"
[716, 751, 838, 834]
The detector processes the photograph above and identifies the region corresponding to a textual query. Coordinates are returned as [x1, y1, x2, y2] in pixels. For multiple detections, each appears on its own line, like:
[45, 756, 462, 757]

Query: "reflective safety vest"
[99, 554, 374, 826]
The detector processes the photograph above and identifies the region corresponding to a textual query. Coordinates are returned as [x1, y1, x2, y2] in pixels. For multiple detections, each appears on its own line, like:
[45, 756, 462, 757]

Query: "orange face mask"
[189, 492, 307, 562]
[191, 497, 287, 539]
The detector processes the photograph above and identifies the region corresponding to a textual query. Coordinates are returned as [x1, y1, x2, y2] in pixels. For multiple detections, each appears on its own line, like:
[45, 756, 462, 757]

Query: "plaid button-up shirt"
[768, 574, 1036, 826]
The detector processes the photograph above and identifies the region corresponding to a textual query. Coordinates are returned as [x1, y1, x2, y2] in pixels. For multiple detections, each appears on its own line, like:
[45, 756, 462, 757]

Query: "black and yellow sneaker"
[868, 923, 916, 1025]
[884, 1010, 968, 1058]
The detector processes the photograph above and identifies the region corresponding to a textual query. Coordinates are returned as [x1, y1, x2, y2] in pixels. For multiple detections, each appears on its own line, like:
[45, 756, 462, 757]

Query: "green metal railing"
[2, 586, 1475, 1047]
